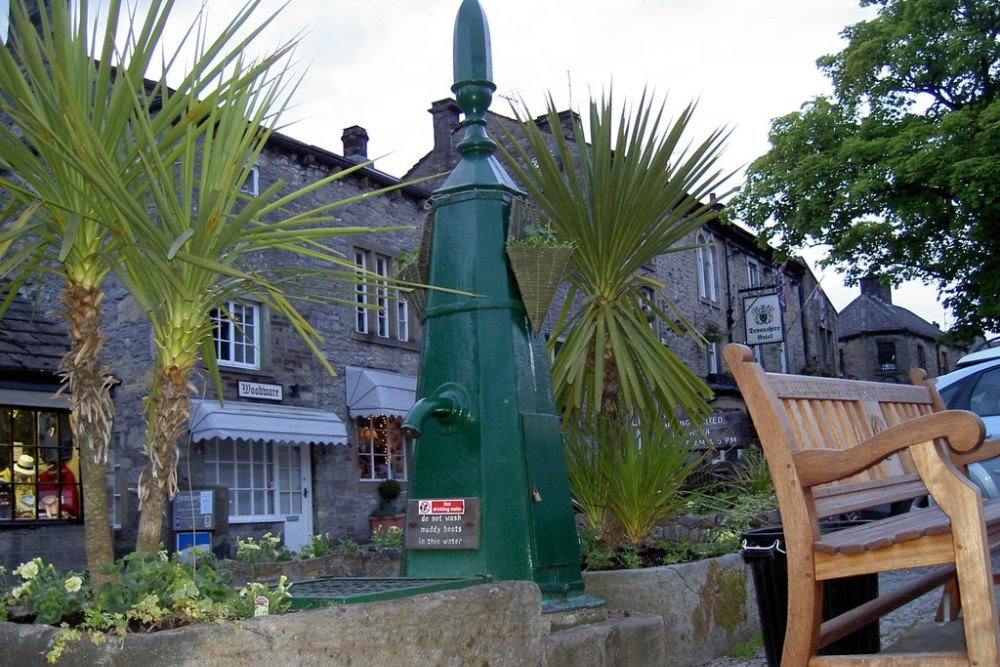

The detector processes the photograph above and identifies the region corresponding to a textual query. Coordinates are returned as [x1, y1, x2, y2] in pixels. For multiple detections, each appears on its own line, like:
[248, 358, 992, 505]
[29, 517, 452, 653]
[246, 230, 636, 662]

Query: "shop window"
[203, 439, 276, 520]
[211, 300, 260, 369]
[0, 407, 81, 524]
[354, 248, 410, 343]
[356, 414, 408, 481]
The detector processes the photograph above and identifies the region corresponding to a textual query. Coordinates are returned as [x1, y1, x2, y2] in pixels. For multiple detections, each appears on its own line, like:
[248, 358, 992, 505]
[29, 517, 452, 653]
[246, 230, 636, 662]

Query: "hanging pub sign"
[744, 293, 784, 345]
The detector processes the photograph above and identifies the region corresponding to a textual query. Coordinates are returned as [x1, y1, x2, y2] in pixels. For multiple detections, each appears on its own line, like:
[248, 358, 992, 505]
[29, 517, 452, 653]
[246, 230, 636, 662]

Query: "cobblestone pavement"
[698, 568, 943, 667]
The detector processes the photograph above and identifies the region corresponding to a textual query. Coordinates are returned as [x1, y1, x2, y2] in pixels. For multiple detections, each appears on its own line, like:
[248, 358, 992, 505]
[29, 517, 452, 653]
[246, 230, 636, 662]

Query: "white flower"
[64, 576, 83, 593]
[14, 560, 39, 580]
[10, 583, 26, 599]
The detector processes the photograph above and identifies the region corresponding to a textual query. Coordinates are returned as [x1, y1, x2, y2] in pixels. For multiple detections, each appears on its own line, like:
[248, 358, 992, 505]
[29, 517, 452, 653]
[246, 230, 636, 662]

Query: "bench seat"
[815, 501, 1000, 556]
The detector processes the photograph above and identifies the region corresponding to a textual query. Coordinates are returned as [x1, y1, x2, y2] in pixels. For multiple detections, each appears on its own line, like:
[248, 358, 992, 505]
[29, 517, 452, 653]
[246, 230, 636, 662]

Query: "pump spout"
[402, 384, 470, 438]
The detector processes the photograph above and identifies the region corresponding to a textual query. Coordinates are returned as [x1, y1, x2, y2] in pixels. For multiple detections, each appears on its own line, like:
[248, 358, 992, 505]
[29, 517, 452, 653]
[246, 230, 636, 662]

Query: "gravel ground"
[697, 568, 944, 667]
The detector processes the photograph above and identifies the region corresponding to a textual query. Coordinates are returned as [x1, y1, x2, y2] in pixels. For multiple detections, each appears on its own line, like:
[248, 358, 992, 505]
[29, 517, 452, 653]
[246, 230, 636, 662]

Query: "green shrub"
[301, 533, 335, 559]
[371, 525, 403, 548]
[234, 532, 294, 563]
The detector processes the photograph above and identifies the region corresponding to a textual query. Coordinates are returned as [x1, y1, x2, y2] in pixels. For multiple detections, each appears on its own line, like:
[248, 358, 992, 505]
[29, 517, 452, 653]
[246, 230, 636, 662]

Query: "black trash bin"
[741, 521, 880, 667]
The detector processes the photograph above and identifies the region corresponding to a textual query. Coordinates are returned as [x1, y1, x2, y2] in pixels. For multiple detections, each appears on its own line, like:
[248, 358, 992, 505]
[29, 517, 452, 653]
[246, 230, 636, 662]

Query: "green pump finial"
[451, 0, 496, 156]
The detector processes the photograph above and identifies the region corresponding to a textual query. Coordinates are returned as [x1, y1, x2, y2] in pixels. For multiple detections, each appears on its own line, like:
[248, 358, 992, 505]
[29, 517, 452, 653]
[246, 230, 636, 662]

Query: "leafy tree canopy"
[733, 0, 1000, 338]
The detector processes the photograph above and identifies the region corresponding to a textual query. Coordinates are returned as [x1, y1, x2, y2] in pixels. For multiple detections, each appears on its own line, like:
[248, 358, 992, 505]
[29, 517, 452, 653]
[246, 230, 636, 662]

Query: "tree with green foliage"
[734, 0, 1000, 338]
[501, 90, 731, 429]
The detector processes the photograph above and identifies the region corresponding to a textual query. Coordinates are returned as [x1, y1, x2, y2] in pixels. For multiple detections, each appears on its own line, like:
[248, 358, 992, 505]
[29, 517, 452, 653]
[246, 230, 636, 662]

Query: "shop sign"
[237, 381, 282, 401]
[744, 293, 784, 344]
[405, 497, 480, 550]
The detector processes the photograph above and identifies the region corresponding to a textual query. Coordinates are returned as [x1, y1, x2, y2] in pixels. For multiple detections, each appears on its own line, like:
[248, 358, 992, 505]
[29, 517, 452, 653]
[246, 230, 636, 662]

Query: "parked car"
[934, 349, 1000, 499]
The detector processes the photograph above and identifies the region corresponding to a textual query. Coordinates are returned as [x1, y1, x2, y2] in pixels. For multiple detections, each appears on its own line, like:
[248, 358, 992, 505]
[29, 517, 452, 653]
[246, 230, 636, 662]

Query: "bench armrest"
[954, 437, 1000, 467]
[794, 410, 985, 488]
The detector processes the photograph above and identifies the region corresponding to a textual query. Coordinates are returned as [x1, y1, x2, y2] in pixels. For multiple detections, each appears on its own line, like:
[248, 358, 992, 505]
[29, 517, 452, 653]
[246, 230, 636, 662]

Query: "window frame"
[877, 341, 897, 371]
[0, 405, 82, 526]
[203, 438, 281, 523]
[696, 233, 718, 302]
[211, 300, 261, 370]
[356, 414, 409, 482]
[240, 165, 260, 197]
[354, 247, 412, 344]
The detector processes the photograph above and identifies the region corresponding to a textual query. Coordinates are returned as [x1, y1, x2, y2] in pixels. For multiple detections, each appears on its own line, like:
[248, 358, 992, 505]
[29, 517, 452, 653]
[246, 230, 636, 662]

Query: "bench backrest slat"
[724, 345, 935, 523]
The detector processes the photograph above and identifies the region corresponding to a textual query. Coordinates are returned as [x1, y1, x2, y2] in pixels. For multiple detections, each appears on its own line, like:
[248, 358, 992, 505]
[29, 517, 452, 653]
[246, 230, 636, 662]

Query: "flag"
[774, 262, 787, 310]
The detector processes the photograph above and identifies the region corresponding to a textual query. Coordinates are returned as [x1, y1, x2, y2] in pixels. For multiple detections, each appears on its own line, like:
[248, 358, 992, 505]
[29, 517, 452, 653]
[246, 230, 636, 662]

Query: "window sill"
[351, 332, 420, 351]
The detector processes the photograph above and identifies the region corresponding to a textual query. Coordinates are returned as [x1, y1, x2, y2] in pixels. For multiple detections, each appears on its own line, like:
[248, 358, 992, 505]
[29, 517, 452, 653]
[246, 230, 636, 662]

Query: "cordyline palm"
[112, 39, 414, 553]
[0, 0, 310, 571]
[501, 90, 732, 429]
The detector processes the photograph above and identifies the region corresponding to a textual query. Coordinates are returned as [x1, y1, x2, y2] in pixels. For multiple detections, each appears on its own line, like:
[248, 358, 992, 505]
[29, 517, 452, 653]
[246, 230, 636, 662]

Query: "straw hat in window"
[13, 455, 36, 476]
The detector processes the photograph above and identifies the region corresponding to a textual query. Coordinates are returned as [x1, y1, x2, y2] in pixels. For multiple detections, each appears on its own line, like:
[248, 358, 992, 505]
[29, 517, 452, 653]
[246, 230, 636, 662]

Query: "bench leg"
[782, 568, 823, 667]
[953, 540, 1000, 667]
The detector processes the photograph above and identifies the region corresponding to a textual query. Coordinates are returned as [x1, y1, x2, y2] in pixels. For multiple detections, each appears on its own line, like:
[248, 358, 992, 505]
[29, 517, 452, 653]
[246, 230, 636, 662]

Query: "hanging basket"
[506, 199, 573, 334]
[506, 244, 573, 334]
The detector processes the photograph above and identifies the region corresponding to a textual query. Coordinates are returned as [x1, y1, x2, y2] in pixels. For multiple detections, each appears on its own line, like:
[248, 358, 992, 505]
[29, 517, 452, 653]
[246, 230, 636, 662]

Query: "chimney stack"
[341, 125, 369, 163]
[860, 275, 893, 304]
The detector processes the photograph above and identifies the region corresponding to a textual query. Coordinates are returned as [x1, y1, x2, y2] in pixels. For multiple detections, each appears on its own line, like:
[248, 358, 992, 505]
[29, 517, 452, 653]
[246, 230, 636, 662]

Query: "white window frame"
[639, 286, 657, 332]
[696, 233, 717, 302]
[211, 300, 261, 370]
[355, 250, 370, 334]
[708, 341, 720, 374]
[375, 254, 390, 338]
[203, 438, 280, 522]
[240, 165, 260, 197]
[396, 293, 410, 342]
[747, 260, 761, 288]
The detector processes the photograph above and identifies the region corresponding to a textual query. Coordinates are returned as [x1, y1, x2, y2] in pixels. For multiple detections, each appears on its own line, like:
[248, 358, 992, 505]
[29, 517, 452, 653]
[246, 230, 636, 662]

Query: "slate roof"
[0, 291, 67, 378]
[837, 293, 943, 341]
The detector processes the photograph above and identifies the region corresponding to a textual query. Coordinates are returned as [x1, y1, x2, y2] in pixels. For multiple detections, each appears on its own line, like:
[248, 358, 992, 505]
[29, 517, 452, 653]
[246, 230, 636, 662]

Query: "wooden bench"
[724, 343, 1000, 667]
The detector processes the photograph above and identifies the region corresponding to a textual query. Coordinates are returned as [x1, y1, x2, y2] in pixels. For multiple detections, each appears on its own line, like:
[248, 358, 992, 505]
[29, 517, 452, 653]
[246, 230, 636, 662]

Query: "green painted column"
[401, 0, 592, 607]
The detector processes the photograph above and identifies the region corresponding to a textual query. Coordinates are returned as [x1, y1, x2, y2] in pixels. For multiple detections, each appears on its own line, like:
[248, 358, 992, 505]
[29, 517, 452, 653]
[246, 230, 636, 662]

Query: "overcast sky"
[156, 0, 952, 330]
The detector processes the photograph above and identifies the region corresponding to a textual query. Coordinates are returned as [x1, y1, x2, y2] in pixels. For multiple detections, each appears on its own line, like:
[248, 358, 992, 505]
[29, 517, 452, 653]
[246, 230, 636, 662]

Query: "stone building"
[1, 97, 839, 567]
[838, 276, 966, 382]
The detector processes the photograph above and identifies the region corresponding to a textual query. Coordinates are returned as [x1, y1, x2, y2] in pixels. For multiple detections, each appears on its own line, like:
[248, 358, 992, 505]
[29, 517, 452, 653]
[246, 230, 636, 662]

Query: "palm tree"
[0, 0, 306, 577]
[114, 47, 413, 552]
[501, 90, 732, 429]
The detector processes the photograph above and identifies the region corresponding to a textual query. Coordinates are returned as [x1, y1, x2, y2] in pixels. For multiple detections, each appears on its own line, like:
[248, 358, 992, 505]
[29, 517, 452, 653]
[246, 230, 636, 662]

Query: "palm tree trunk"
[135, 364, 192, 553]
[58, 283, 116, 590]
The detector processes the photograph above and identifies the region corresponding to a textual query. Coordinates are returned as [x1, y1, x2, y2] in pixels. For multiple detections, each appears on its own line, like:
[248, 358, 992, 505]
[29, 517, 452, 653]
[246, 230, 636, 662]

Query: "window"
[109, 436, 124, 530]
[203, 439, 275, 519]
[0, 407, 81, 523]
[639, 286, 656, 332]
[917, 345, 927, 371]
[240, 165, 260, 197]
[696, 233, 717, 302]
[355, 248, 410, 343]
[969, 368, 1000, 418]
[707, 341, 719, 374]
[356, 414, 408, 481]
[877, 341, 897, 371]
[211, 300, 260, 369]
[747, 260, 761, 288]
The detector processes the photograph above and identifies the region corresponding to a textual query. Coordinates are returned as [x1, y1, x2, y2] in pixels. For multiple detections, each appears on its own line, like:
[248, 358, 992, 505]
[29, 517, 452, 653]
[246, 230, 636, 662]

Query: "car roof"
[937, 356, 1000, 391]
[956, 345, 1000, 369]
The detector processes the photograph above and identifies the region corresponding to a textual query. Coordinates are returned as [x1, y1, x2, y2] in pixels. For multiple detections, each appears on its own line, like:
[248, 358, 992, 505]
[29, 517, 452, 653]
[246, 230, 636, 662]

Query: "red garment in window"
[37, 463, 79, 519]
